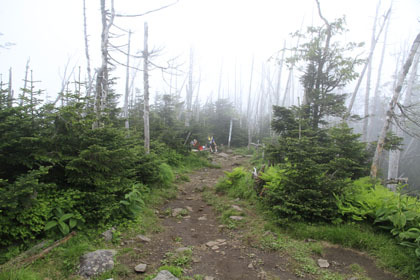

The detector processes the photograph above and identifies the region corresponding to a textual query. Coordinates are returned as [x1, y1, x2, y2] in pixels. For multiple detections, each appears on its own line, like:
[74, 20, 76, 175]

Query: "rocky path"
[116, 152, 400, 280]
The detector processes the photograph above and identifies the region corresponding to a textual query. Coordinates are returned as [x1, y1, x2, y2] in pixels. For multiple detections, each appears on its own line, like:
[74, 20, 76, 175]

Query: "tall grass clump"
[215, 167, 256, 200]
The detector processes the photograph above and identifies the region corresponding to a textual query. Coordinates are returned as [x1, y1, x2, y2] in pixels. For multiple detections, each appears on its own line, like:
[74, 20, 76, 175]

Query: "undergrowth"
[210, 166, 419, 280]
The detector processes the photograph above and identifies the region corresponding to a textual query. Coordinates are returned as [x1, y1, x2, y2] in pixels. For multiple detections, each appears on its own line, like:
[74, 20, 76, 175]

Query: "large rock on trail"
[78, 249, 116, 278]
[152, 270, 179, 280]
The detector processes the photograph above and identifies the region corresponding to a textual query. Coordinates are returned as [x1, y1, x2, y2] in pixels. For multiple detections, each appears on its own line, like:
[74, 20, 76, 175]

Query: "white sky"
[1, 0, 419, 107]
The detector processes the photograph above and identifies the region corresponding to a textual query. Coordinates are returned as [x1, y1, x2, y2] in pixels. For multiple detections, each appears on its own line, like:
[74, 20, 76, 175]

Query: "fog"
[1, 0, 419, 109]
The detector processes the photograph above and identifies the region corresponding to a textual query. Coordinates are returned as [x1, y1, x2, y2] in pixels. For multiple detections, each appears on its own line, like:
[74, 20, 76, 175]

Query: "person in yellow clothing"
[208, 136, 218, 153]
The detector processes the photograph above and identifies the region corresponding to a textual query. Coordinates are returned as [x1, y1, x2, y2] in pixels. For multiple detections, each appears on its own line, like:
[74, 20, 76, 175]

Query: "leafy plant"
[215, 167, 255, 200]
[44, 207, 80, 235]
[119, 184, 145, 218]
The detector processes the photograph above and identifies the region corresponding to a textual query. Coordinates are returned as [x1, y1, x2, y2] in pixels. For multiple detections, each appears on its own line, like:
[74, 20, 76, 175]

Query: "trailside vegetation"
[213, 13, 420, 280]
[0, 86, 236, 264]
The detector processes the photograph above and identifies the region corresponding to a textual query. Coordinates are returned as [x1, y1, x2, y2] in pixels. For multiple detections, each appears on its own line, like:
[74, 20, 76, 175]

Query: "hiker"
[191, 139, 203, 151]
[208, 136, 218, 153]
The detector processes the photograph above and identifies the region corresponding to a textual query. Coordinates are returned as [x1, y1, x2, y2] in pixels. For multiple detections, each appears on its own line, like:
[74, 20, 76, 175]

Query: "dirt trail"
[118, 153, 400, 280]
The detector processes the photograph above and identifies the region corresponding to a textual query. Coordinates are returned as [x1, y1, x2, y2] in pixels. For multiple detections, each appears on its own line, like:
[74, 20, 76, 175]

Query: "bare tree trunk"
[94, 0, 115, 128]
[124, 30, 132, 131]
[391, 49, 420, 188]
[54, 59, 76, 106]
[371, 10, 390, 138]
[276, 41, 286, 106]
[143, 22, 150, 154]
[247, 57, 254, 150]
[403, 49, 420, 106]
[7, 68, 13, 107]
[370, 32, 420, 179]
[228, 118, 233, 148]
[20, 59, 30, 106]
[346, 5, 391, 118]
[282, 68, 293, 106]
[193, 73, 201, 122]
[30, 70, 34, 118]
[362, 1, 380, 142]
[185, 48, 194, 127]
[83, 0, 93, 103]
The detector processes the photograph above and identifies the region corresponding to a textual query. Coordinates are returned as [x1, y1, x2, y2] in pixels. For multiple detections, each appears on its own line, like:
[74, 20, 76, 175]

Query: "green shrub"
[158, 163, 174, 188]
[215, 167, 256, 200]
[119, 184, 146, 218]
[0, 167, 53, 246]
[260, 162, 347, 223]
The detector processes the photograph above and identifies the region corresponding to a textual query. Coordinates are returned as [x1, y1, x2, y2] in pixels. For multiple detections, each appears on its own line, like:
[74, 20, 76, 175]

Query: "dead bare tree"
[82, 0, 93, 103]
[371, 8, 391, 138]
[7, 67, 12, 107]
[54, 58, 77, 106]
[94, 0, 115, 128]
[143, 22, 150, 154]
[275, 41, 286, 106]
[124, 30, 132, 131]
[247, 57, 254, 150]
[185, 48, 194, 127]
[362, 1, 381, 142]
[346, 4, 392, 118]
[20, 59, 30, 106]
[370, 32, 420, 180]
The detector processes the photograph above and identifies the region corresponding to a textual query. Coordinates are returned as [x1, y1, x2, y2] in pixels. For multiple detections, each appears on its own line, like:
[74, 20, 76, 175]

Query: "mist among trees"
[1, 0, 420, 277]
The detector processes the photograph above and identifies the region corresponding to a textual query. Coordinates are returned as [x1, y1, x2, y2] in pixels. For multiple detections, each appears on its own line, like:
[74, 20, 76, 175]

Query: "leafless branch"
[108, 54, 144, 71]
[115, 0, 179, 18]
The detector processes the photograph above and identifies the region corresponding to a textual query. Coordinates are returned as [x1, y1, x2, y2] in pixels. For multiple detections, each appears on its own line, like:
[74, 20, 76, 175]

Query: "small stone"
[206, 241, 219, 247]
[184, 215, 191, 219]
[172, 208, 186, 217]
[134, 263, 147, 273]
[258, 270, 267, 279]
[204, 277, 215, 280]
[218, 152, 229, 158]
[101, 228, 115, 241]
[216, 239, 226, 243]
[221, 251, 226, 255]
[232, 205, 243, 211]
[186, 206, 193, 212]
[175, 247, 191, 253]
[211, 245, 219, 250]
[136, 235, 151, 243]
[229, 216, 244, 221]
[192, 256, 201, 263]
[248, 263, 254, 269]
[198, 216, 207, 221]
[79, 250, 116, 278]
[317, 258, 330, 268]
[152, 270, 179, 280]
[195, 185, 205, 192]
